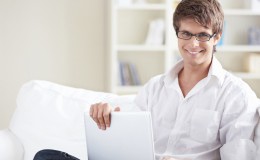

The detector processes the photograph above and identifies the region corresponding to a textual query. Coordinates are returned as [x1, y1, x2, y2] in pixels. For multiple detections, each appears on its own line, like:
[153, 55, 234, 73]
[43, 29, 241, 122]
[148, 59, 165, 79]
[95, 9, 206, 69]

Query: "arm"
[219, 91, 260, 160]
[0, 129, 24, 160]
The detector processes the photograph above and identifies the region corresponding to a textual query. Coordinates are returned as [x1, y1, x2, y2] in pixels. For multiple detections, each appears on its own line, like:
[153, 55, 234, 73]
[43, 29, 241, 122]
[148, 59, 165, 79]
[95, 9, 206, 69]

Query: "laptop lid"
[84, 112, 155, 160]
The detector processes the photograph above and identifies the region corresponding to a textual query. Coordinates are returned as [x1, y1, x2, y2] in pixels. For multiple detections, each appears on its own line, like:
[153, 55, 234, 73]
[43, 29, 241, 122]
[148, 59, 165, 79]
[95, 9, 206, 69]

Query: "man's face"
[177, 18, 221, 68]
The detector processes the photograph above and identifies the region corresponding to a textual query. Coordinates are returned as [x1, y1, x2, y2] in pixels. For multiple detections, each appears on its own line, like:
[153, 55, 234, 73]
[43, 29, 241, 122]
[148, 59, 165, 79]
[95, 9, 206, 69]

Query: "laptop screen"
[84, 112, 155, 160]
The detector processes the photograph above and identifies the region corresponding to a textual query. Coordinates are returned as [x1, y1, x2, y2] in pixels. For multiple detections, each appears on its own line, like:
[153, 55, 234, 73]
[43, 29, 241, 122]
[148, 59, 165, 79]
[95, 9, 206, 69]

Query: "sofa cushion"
[9, 80, 136, 160]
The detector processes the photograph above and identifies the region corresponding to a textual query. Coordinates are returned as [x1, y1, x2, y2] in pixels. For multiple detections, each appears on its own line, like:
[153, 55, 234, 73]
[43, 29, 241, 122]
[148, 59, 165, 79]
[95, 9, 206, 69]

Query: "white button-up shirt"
[135, 57, 260, 160]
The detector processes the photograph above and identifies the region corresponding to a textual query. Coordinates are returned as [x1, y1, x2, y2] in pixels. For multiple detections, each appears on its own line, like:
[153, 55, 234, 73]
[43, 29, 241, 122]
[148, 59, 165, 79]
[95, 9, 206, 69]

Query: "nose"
[191, 36, 199, 47]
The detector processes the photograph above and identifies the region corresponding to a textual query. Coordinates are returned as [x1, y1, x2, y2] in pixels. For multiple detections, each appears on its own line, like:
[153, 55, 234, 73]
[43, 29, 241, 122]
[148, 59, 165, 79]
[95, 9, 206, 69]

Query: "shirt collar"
[208, 56, 225, 86]
[163, 59, 183, 87]
[164, 56, 226, 87]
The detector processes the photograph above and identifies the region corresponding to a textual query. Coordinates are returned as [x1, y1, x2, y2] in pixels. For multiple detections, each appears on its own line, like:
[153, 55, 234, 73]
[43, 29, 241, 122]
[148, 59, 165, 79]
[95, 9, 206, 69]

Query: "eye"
[182, 31, 191, 36]
[180, 31, 192, 38]
[197, 33, 210, 38]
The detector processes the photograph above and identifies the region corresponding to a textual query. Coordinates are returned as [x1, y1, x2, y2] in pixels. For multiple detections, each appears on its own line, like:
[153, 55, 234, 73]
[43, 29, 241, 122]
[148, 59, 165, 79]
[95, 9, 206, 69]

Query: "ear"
[213, 33, 222, 45]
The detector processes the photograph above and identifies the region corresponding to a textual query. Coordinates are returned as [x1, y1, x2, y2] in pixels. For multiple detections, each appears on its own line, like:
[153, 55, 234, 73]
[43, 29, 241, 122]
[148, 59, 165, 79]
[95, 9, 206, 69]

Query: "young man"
[89, 0, 259, 160]
[34, 0, 259, 160]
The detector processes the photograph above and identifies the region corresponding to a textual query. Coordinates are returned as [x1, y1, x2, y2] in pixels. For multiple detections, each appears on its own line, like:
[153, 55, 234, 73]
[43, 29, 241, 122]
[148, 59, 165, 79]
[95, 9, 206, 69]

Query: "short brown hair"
[173, 0, 224, 34]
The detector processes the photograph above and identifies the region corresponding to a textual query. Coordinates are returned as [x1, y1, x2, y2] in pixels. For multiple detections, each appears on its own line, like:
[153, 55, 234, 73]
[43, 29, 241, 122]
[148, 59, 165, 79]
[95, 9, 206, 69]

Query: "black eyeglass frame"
[176, 31, 216, 42]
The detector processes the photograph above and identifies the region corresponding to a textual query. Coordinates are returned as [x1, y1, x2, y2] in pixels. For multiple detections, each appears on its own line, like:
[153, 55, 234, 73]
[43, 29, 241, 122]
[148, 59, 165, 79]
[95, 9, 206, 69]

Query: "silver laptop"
[84, 112, 155, 160]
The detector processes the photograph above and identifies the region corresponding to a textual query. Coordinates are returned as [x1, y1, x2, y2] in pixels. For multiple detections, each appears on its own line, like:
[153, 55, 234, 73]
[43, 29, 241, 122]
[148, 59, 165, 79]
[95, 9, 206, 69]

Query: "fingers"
[89, 103, 112, 130]
[103, 105, 112, 128]
[90, 103, 100, 128]
[114, 106, 120, 112]
[97, 103, 107, 130]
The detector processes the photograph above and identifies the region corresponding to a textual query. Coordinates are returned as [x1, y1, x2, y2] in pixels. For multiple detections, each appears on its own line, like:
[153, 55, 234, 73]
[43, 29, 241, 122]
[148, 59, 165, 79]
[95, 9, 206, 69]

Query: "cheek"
[177, 40, 183, 51]
[178, 41, 181, 49]
[204, 41, 215, 50]
[177, 39, 188, 49]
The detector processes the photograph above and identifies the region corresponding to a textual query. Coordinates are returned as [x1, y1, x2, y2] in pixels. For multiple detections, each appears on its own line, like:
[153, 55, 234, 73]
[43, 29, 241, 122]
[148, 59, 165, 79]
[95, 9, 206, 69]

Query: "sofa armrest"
[0, 129, 24, 160]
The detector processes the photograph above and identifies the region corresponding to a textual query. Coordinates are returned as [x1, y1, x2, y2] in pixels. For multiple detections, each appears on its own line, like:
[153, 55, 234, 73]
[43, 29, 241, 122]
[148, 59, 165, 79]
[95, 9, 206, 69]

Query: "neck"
[178, 60, 212, 97]
[180, 63, 210, 82]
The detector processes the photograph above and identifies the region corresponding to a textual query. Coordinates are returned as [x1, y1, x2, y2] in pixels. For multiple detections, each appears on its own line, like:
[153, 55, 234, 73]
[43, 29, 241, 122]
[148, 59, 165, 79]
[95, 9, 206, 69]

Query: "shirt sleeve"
[254, 108, 260, 160]
[219, 86, 260, 160]
[134, 75, 162, 111]
[134, 82, 150, 111]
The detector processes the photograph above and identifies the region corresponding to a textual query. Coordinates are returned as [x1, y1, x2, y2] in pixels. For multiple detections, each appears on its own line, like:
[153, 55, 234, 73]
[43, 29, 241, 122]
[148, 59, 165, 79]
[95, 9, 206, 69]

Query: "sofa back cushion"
[9, 80, 136, 160]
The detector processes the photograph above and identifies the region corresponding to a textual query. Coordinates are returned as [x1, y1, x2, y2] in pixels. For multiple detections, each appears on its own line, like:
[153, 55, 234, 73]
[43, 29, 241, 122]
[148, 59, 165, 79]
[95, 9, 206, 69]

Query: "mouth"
[186, 49, 204, 55]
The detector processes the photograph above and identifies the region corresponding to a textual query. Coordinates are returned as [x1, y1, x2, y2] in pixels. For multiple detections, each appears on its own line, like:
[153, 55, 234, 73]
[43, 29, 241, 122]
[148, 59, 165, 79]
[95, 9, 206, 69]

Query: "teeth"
[189, 51, 199, 55]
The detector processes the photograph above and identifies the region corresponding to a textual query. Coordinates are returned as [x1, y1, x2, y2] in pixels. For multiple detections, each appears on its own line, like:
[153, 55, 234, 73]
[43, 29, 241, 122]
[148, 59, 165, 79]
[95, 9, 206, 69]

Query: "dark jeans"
[33, 149, 80, 160]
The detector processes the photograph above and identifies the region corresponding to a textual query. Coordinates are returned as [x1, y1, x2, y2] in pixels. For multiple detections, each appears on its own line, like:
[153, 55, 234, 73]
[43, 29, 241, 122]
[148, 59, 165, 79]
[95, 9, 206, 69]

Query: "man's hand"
[89, 102, 120, 130]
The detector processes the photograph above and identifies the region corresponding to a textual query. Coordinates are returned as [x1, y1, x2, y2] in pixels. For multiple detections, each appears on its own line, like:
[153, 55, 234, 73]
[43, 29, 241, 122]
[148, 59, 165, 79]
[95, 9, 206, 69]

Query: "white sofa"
[0, 80, 137, 160]
[0, 80, 260, 160]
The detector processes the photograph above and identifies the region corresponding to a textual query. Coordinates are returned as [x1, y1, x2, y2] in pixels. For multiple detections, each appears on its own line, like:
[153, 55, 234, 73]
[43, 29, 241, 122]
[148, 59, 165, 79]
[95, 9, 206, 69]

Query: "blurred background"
[0, 0, 107, 129]
[0, 0, 260, 129]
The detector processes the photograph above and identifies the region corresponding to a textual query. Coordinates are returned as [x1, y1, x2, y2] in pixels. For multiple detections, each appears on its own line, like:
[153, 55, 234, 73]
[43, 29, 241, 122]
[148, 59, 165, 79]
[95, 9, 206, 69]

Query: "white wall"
[0, 0, 107, 129]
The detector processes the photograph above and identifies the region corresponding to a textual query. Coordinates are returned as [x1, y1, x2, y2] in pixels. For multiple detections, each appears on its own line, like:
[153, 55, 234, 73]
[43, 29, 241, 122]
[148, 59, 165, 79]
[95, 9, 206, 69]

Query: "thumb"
[114, 106, 120, 112]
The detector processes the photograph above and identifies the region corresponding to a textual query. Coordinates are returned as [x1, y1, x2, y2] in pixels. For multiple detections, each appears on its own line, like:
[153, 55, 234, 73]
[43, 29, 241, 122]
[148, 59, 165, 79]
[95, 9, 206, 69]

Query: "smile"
[189, 51, 200, 55]
[187, 50, 203, 55]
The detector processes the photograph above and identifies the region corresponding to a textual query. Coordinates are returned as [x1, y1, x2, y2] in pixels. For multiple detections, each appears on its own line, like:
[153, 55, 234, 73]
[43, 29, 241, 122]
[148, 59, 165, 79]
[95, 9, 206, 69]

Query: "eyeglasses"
[176, 31, 216, 42]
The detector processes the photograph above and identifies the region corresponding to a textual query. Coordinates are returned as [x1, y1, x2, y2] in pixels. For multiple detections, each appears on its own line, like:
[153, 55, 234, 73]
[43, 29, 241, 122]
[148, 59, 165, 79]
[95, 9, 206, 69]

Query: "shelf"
[116, 4, 165, 10]
[109, 0, 260, 95]
[217, 45, 260, 52]
[117, 45, 166, 51]
[224, 9, 260, 15]
[233, 72, 260, 79]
